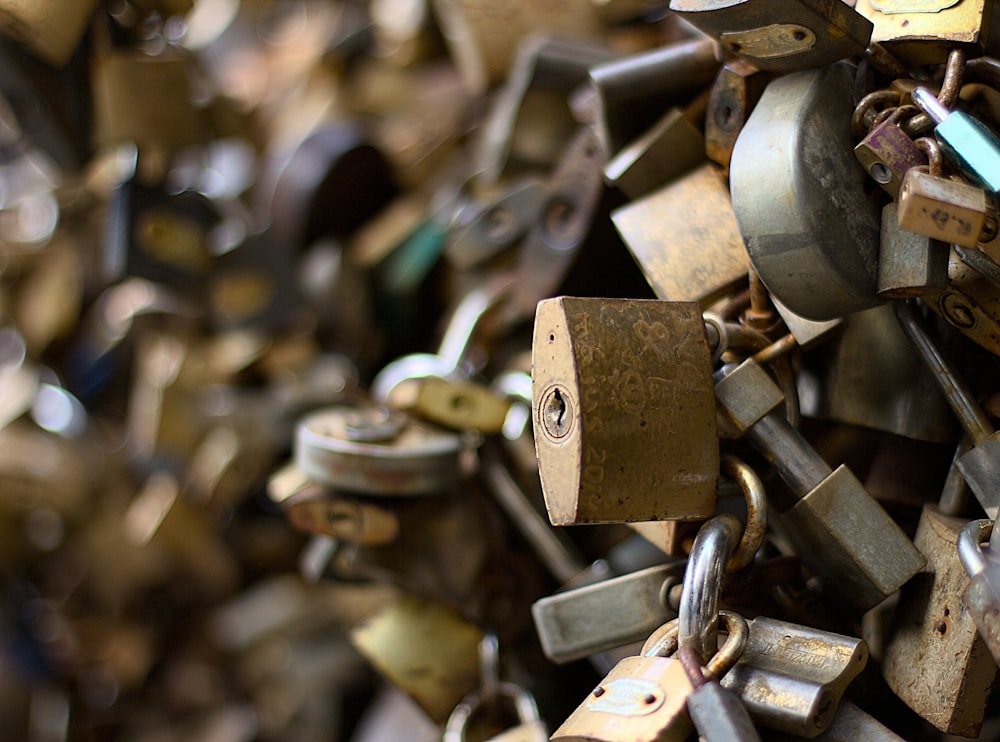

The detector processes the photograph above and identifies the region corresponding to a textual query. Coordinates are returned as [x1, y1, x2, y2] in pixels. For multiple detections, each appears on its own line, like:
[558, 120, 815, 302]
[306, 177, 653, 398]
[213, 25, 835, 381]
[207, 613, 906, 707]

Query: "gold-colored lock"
[882, 505, 997, 737]
[898, 139, 988, 249]
[0, 0, 100, 67]
[284, 495, 400, 546]
[92, 49, 205, 155]
[856, 0, 994, 66]
[350, 594, 485, 723]
[412, 377, 512, 434]
[532, 297, 718, 525]
[611, 163, 749, 307]
[551, 612, 748, 742]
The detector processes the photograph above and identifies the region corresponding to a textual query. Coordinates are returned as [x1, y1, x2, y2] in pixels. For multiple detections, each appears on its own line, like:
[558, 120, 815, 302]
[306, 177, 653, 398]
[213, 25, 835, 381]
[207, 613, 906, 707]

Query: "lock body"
[731, 64, 882, 320]
[856, 0, 993, 66]
[897, 168, 987, 248]
[551, 655, 694, 742]
[668, 0, 873, 72]
[882, 506, 996, 737]
[613, 163, 749, 307]
[855, 116, 926, 198]
[878, 203, 950, 299]
[533, 297, 718, 525]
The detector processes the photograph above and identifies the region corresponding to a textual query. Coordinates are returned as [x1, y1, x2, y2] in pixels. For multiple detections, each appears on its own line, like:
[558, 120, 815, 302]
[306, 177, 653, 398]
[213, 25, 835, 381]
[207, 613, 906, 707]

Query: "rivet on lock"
[532, 297, 718, 525]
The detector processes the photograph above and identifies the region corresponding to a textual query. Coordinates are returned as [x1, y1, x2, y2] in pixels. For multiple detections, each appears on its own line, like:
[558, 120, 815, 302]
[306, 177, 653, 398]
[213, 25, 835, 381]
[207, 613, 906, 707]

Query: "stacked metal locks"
[8, 0, 1000, 740]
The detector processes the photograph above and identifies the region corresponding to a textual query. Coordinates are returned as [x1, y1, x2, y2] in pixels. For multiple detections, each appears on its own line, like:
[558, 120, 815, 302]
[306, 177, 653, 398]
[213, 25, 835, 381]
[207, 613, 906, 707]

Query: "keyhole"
[540, 386, 573, 440]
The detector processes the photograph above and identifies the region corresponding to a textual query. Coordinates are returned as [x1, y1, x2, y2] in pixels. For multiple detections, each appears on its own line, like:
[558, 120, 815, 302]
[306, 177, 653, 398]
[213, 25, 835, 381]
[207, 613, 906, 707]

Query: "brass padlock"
[350, 594, 485, 723]
[882, 505, 997, 737]
[551, 612, 749, 742]
[0, 0, 100, 67]
[602, 106, 705, 201]
[612, 162, 749, 307]
[532, 297, 718, 525]
[898, 141, 988, 249]
[856, 0, 994, 66]
[668, 0, 873, 72]
[92, 48, 205, 154]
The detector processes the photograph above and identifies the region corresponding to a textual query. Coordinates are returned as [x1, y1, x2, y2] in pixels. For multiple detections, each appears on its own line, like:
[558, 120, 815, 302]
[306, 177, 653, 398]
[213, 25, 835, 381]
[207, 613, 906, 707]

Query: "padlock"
[959, 519, 1000, 667]
[499, 127, 604, 328]
[718, 616, 868, 738]
[668, 0, 873, 72]
[878, 202, 950, 299]
[0, 0, 100, 68]
[676, 645, 761, 742]
[411, 377, 512, 434]
[855, 0, 993, 66]
[531, 562, 685, 664]
[705, 59, 772, 170]
[897, 141, 988, 250]
[911, 85, 1000, 195]
[475, 36, 612, 185]
[896, 302, 1000, 517]
[550, 612, 749, 742]
[104, 174, 220, 295]
[612, 163, 750, 307]
[731, 63, 882, 320]
[602, 106, 705, 201]
[881, 505, 996, 737]
[350, 594, 485, 723]
[802, 303, 956, 444]
[283, 494, 400, 546]
[766, 699, 906, 741]
[430, 0, 602, 93]
[294, 403, 465, 496]
[854, 107, 926, 198]
[715, 359, 925, 611]
[532, 297, 718, 525]
[92, 48, 205, 155]
[588, 38, 719, 156]
[445, 179, 545, 270]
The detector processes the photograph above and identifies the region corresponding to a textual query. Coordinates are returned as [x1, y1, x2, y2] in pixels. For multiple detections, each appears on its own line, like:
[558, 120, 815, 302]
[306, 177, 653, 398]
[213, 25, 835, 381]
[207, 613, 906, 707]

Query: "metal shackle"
[678, 514, 742, 662]
[641, 610, 749, 680]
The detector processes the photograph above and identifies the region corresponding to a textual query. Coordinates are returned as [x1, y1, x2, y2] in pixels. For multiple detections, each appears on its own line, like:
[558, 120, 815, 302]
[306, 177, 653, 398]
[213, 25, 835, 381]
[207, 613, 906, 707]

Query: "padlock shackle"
[641, 611, 749, 679]
[721, 455, 767, 571]
[678, 514, 741, 662]
[958, 519, 993, 578]
[443, 681, 542, 742]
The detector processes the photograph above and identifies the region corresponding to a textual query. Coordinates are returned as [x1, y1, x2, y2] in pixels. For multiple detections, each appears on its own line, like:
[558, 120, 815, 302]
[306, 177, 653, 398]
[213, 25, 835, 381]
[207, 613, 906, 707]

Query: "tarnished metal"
[602, 107, 705, 200]
[705, 59, 772, 170]
[350, 594, 485, 723]
[678, 515, 741, 662]
[856, 0, 993, 65]
[721, 455, 767, 572]
[588, 38, 719, 156]
[878, 202, 949, 299]
[531, 562, 685, 664]
[532, 297, 718, 525]
[612, 163, 749, 307]
[284, 497, 401, 545]
[669, 0, 873, 72]
[0, 0, 100, 67]
[295, 404, 464, 496]
[719, 617, 869, 737]
[882, 506, 997, 737]
[731, 64, 882, 320]
[678, 645, 762, 742]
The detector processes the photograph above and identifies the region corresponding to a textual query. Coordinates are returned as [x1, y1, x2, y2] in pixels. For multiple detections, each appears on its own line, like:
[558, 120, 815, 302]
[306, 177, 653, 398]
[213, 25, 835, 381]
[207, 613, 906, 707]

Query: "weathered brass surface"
[612, 163, 749, 307]
[856, 0, 993, 65]
[350, 595, 484, 723]
[533, 297, 717, 525]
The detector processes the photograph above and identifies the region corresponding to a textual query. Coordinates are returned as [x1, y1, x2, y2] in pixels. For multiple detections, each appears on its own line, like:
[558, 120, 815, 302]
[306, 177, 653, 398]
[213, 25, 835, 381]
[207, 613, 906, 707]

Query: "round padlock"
[294, 403, 464, 496]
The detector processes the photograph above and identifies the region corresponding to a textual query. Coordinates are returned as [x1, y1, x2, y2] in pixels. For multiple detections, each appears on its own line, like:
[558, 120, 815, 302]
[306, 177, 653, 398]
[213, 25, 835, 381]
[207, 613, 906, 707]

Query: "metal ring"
[722, 455, 767, 572]
[677, 514, 741, 661]
[958, 519, 993, 578]
[640, 611, 748, 681]
[443, 681, 540, 742]
[704, 611, 749, 680]
[915, 137, 943, 177]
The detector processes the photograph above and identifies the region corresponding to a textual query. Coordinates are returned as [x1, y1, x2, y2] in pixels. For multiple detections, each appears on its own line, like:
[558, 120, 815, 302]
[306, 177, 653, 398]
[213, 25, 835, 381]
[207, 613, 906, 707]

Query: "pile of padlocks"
[6, 0, 1000, 740]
